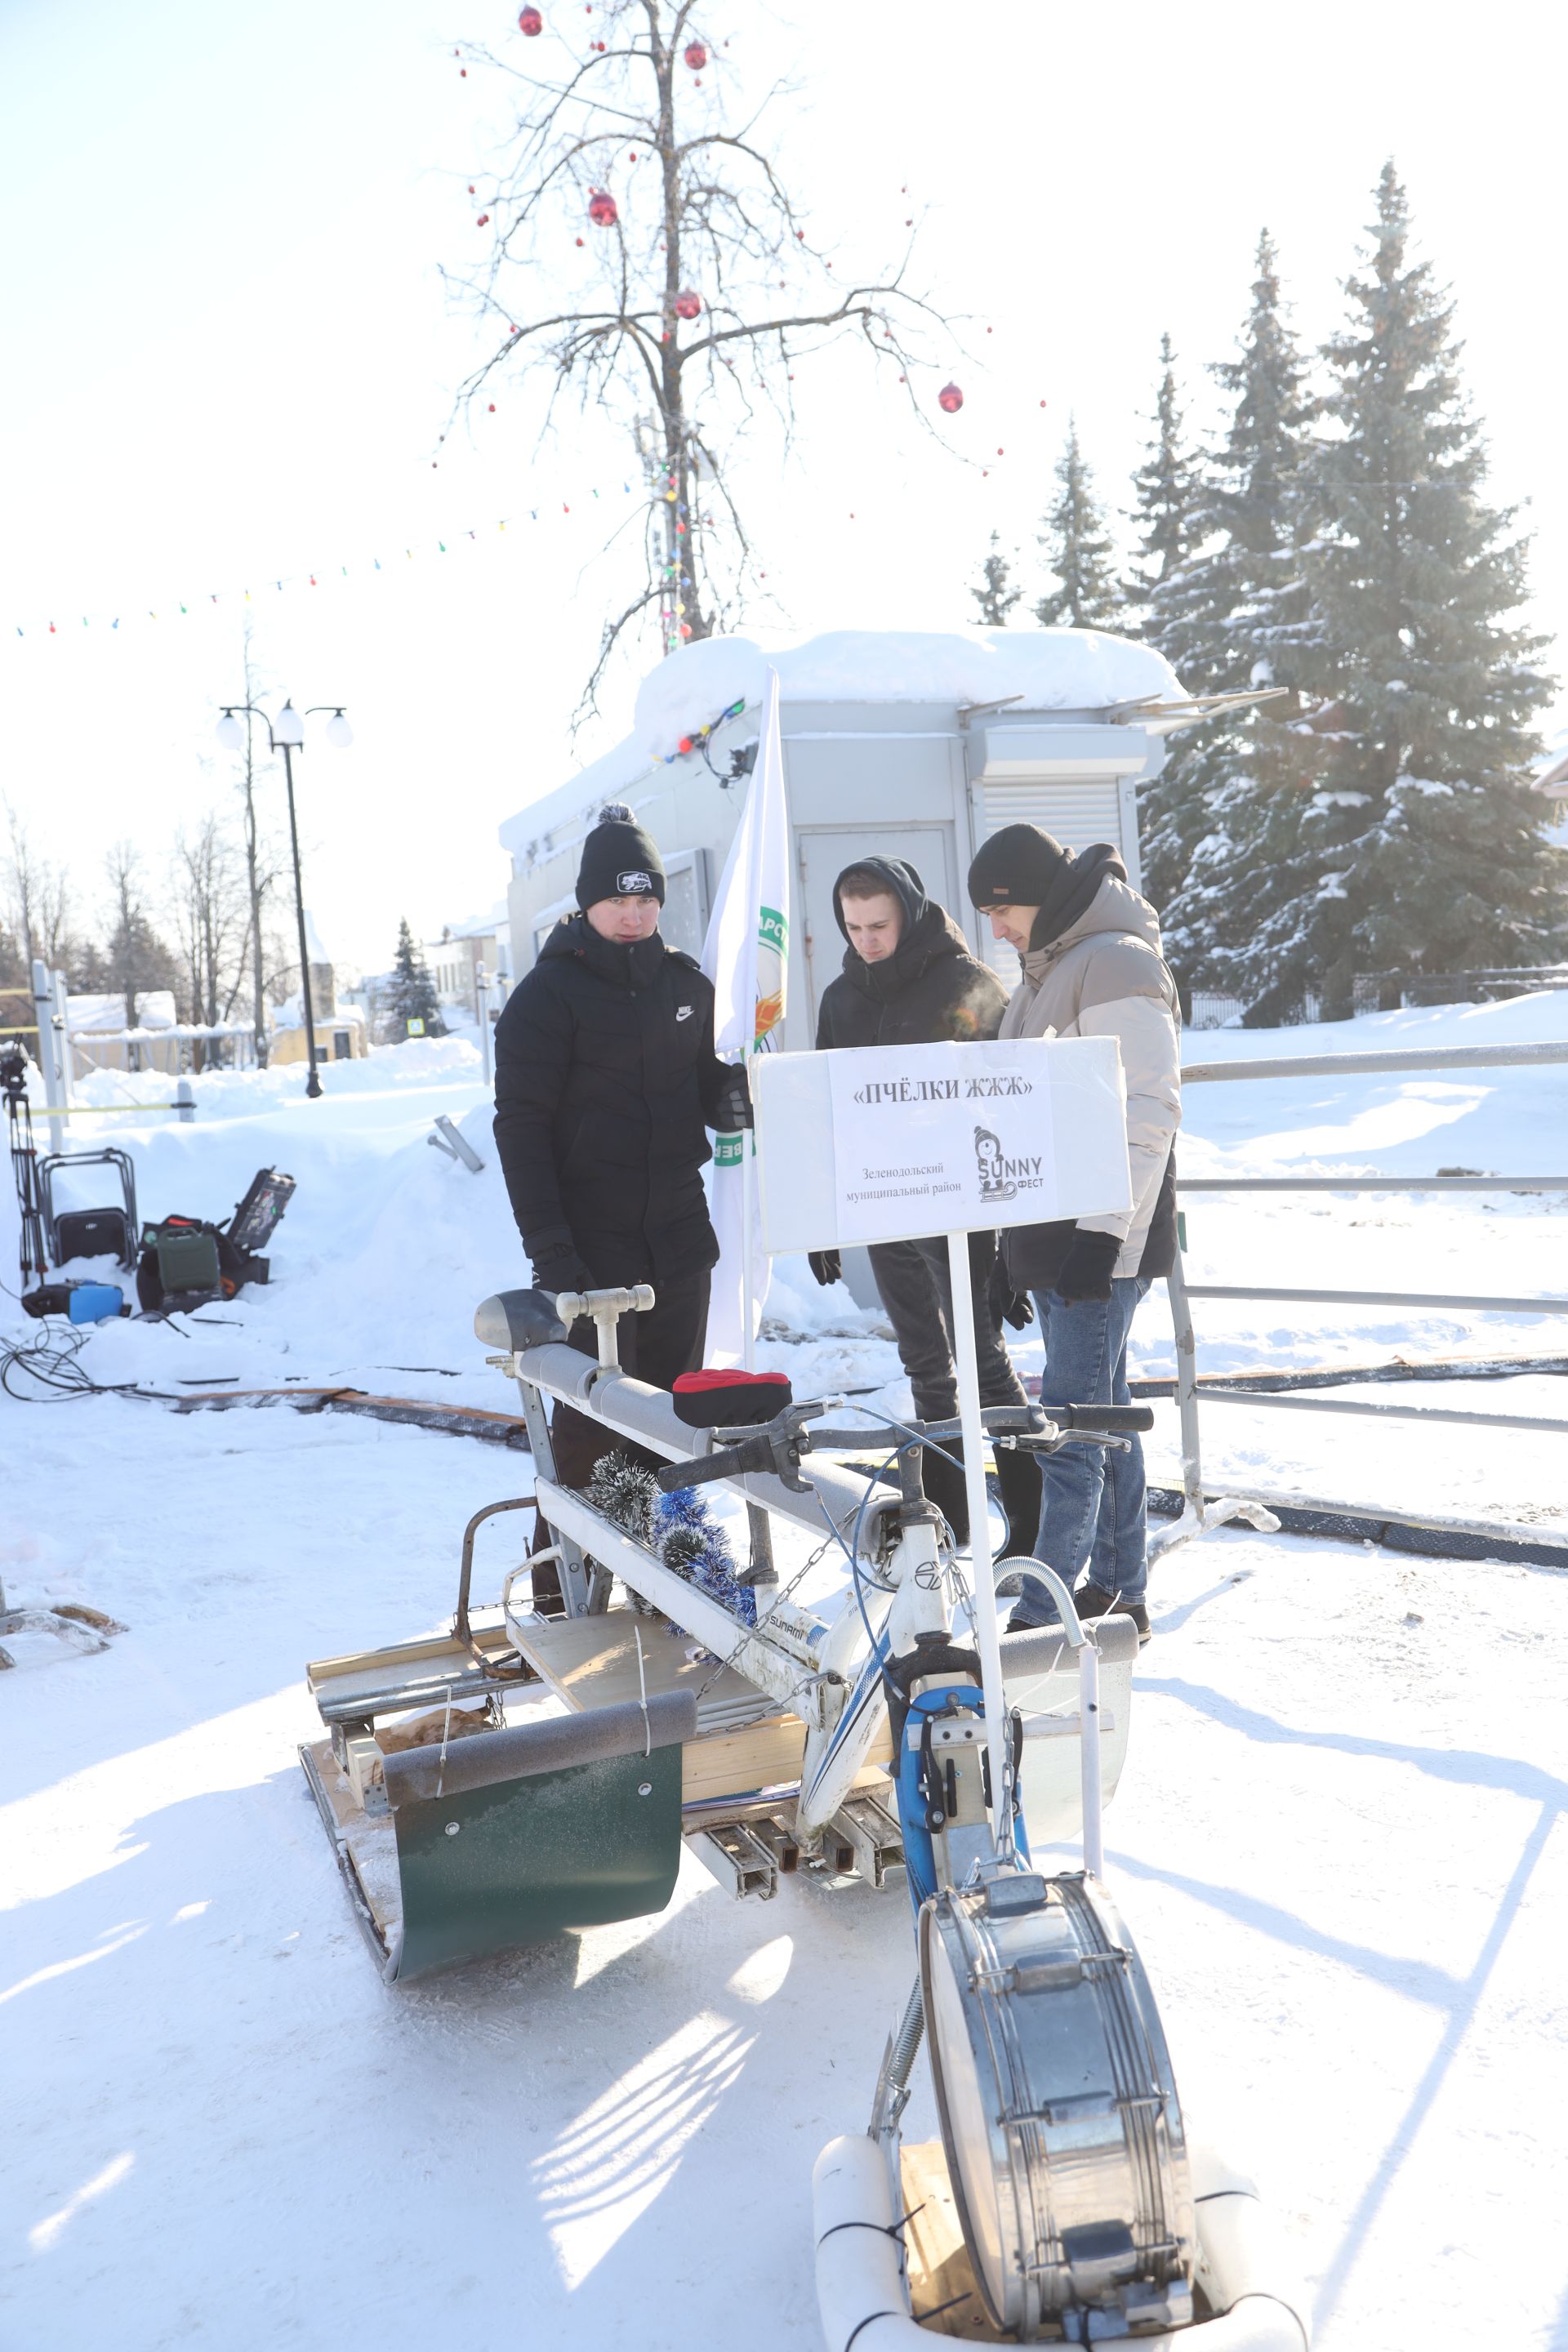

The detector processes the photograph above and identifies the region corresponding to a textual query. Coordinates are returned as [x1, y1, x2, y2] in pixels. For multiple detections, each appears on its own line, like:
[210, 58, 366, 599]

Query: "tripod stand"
[2, 1041, 48, 1294]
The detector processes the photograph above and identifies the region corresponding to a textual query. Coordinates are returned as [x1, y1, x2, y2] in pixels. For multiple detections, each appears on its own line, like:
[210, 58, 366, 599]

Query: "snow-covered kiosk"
[500, 628, 1197, 1047]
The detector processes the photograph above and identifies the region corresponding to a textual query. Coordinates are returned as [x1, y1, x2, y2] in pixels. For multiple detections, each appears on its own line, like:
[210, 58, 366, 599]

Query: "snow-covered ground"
[4, 998, 1567, 2350]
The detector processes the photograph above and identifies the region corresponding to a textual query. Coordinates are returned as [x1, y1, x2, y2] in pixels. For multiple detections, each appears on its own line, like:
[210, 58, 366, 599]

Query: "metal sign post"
[945, 1228, 1014, 1860]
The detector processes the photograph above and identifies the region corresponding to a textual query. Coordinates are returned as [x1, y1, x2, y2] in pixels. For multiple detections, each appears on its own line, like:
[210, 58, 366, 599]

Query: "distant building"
[422, 908, 512, 1026]
[68, 990, 180, 1075]
[271, 910, 368, 1065]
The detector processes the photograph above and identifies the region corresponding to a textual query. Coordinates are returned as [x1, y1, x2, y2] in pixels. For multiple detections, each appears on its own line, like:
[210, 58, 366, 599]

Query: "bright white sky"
[1, 0, 1561, 973]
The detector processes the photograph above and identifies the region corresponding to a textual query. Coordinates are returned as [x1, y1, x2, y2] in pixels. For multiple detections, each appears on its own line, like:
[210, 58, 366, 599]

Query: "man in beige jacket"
[968, 823, 1181, 1641]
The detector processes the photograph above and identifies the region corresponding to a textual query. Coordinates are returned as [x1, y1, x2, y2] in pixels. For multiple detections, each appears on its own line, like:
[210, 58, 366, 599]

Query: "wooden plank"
[510, 1608, 893, 1806]
[681, 1715, 807, 1806]
[510, 1609, 779, 1731]
[899, 2140, 999, 2340]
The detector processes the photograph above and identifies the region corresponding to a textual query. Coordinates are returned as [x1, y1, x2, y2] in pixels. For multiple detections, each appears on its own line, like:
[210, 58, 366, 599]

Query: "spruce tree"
[1139, 234, 1315, 996]
[1125, 334, 1203, 624]
[386, 918, 446, 1038]
[1036, 422, 1120, 631]
[970, 532, 1022, 628]
[1238, 166, 1558, 1018]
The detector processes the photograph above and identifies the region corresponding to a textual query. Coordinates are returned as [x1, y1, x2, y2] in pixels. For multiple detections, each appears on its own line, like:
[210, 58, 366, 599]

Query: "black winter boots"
[920, 1437, 1042, 1562]
[1072, 1583, 1152, 1644]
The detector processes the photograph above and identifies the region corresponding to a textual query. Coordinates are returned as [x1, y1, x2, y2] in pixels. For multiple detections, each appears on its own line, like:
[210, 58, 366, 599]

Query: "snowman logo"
[973, 1124, 1015, 1202]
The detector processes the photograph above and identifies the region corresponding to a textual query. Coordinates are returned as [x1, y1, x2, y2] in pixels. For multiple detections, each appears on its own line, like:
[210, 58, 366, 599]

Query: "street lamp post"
[216, 698, 352, 1098]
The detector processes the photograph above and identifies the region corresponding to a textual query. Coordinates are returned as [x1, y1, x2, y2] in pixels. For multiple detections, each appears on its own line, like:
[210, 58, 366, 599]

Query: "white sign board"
[753, 1037, 1132, 1254]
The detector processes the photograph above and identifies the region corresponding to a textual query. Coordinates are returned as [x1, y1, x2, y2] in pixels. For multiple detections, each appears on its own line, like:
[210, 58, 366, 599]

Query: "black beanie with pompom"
[576, 802, 666, 911]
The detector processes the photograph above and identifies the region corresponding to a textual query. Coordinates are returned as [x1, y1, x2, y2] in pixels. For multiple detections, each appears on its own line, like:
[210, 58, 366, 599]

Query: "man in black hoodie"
[493, 805, 749, 1516]
[812, 857, 1040, 1555]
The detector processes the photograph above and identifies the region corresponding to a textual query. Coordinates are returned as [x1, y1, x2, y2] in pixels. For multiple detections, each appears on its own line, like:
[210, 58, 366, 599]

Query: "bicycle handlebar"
[655, 1439, 763, 1494]
[653, 1398, 1155, 1497]
[1056, 1403, 1155, 1435]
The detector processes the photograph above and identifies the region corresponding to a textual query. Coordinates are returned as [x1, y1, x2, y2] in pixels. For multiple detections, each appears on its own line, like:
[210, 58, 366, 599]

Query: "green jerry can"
[142, 1218, 225, 1304]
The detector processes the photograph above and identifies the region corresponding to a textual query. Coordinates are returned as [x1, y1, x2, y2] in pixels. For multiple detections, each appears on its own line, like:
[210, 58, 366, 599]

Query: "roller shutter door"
[977, 777, 1136, 986]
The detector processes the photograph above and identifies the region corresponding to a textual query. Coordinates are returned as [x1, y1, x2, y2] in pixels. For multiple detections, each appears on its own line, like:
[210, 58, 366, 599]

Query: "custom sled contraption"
[299, 1276, 1303, 2338]
[299, 1030, 1307, 2342]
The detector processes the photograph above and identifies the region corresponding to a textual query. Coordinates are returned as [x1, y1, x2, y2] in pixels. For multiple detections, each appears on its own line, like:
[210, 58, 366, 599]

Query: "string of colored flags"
[8, 483, 648, 641]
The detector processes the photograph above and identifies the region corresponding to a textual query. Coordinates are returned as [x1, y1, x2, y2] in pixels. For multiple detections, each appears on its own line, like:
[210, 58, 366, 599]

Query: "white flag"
[702, 665, 790, 1368]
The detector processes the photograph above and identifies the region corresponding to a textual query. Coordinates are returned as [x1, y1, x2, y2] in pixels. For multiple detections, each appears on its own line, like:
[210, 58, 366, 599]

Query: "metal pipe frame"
[1179, 1175, 1568, 1193]
[1192, 1388, 1568, 1437]
[1156, 1039, 1568, 1560]
[1180, 1040, 1568, 1083]
[1183, 1284, 1568, 1317]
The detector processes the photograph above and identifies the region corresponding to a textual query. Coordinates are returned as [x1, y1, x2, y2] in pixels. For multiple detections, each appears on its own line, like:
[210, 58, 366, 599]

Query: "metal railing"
[1152, 1039, 1568, 1564]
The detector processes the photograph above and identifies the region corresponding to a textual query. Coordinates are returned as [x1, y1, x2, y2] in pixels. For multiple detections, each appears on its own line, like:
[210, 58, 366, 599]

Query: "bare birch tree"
[172, 814, 250, 1067]
[3, 804, 74, 973]
[447, 0, 957, 710]
[103, 843, 178, 1040]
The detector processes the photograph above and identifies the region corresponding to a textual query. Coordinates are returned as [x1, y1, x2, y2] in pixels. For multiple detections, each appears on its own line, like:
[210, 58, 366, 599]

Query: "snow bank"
[1179, 989, 1568, 1178]
[632, 626, 1187, 755]
[53, 1032, 483, 1121]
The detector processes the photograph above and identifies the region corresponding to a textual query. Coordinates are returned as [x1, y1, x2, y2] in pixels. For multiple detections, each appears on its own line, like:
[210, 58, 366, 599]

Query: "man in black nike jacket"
[493, 804, 747, 1521]
[812, 855, 1040, 1556]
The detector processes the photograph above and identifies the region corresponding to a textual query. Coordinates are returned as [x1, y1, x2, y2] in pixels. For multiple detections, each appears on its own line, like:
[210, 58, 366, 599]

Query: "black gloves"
[1052, 1227, 1123, 1304]
[528, 1227, 594, 1297]
[711, 1065, 753, 1131]
[999, 1285, 1035, 1331]
[808, 1249, 842, 1288]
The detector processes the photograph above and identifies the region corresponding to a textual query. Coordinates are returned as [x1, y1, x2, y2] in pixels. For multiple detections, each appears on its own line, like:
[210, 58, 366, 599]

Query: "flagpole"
[740, 1121, 756, 1372]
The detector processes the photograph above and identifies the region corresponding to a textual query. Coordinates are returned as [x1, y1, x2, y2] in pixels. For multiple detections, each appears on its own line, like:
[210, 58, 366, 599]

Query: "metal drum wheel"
[919, 1869, 1195, 2341]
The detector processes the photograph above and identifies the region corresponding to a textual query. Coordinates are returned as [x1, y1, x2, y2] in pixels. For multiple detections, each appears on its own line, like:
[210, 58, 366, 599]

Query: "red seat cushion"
[671, 1369, 793, 1428]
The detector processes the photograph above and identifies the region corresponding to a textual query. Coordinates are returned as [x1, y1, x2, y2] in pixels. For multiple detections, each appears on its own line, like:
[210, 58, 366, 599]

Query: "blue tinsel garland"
[653, 1486, 758, 1629]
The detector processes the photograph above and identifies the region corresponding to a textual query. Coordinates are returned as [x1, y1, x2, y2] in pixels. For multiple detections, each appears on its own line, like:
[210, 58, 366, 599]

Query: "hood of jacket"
[540, 910, 669, 991]
[1020, 868, 1165, 987]
[1024, 842, 1127, 955]
[832, 858, 970, 1005]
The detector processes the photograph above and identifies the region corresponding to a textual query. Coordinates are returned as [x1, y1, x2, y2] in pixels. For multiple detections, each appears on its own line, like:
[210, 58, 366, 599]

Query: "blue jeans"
[1011, 1275, 1152, 1624]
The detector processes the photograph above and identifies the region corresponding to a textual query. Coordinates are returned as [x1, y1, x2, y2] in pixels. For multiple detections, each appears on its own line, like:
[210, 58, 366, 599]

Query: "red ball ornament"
[587, 187, 618, 227]
[679, 622, 693, 637]
[477, 212, 490, 225]
[674, 286, 702, 319]
[519, 4, 542, 29]
[938, 381, 964, 414]
[576, 235, 584, 246]
[678, 735, 693, 754]
[684, 38, 707, 67]
[488, 402, 496, 412]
